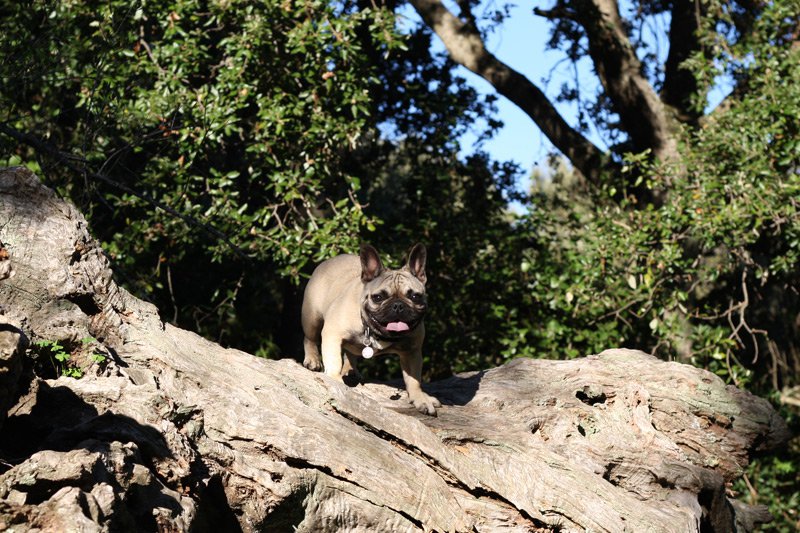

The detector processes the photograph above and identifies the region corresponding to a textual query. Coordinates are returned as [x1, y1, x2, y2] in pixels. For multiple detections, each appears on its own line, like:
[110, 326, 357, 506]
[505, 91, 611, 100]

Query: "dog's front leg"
[399, 351, 440, 416]
[320, 332, 344, 382]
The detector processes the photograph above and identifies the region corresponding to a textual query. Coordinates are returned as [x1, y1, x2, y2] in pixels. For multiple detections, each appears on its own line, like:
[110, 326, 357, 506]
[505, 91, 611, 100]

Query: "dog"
[301, 243, 440, 415]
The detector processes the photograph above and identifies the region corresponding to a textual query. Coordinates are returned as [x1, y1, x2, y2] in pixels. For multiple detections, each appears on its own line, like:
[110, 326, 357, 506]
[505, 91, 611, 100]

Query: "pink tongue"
[386, 321, 409, 332]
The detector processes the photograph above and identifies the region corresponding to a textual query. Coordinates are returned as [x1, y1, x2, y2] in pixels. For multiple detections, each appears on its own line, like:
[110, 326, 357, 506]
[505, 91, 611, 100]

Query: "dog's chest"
[341, 332, 407, 357]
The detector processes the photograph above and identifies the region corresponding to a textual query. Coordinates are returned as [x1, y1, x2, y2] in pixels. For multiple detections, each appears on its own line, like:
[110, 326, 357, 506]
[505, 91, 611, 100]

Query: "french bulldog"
[301, 243, 440, 415]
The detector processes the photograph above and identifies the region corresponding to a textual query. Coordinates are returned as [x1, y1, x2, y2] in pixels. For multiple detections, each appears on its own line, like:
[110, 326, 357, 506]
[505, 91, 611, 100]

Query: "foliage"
[32, 340, 81, 378]
[30, 337, 105, 378]
[0, 0, 404, 348]
[738, 450, 800, 531]
[513, 0, 800, 382]
[732, 401, 800, 532]
[344, 22, 525, 377]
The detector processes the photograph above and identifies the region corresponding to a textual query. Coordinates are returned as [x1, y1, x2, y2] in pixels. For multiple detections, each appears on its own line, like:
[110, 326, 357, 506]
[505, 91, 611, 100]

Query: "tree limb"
[567, 0, 680, 165]
[662, 0, 704, 124]
[408, 0, 614, 184]
[0, 167, 789, 531]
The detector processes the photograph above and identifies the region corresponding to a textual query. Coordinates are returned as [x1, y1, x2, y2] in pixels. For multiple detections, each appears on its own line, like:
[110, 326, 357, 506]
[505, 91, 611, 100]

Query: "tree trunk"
[0, 167, 790, 532]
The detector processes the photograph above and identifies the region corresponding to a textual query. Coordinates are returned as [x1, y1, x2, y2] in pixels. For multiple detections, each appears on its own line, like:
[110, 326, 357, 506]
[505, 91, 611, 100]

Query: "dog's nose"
[391, 301, 404, 313]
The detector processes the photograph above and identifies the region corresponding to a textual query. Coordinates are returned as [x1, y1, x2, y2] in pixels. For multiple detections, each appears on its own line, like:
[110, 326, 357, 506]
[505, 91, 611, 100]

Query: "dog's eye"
[371, 293, 385, 303]
[408, 292, 422, 303]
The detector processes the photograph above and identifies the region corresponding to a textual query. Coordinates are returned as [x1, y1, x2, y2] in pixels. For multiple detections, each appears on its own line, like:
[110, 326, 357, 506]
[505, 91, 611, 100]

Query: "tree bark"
[0, 167, 790, 532]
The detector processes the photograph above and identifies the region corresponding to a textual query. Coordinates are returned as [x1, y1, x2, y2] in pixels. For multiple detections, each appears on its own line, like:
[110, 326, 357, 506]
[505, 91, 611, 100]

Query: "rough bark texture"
[0, 167, 791, 532]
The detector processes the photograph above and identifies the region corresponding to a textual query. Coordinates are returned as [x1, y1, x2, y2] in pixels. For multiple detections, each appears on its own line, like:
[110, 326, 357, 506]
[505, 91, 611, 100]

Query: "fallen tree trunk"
[0, 167, 790, 532]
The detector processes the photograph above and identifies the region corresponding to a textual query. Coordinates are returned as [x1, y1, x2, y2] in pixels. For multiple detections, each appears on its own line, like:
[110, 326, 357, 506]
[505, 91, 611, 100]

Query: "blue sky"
[394, 2, 586, 178]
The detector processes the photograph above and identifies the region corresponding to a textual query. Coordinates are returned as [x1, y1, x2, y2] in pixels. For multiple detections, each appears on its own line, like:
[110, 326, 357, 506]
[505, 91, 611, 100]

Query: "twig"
[726, 269, 768, 364]
[138, 35, 167, 75]
[725, 348, 740, 387]
[533, 6, 575, 21]
[589, 297, 641, 324]
[167, 263, 179, 324]
[779, 386, 800, 408]
[742, 472, 758, 503]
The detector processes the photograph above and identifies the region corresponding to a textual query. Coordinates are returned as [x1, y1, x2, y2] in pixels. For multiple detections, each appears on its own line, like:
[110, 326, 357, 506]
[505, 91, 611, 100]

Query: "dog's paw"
[409, 393, 441, 416]
[303, 357, 323, 372]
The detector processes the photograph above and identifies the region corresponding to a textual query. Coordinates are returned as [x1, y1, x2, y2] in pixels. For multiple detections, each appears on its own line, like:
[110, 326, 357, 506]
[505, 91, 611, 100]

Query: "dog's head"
[359, 244, 427, 339]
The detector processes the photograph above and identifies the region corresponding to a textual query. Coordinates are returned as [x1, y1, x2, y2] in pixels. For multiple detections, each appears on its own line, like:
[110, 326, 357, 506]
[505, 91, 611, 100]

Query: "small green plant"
[82, 336, 107, 365]
[32, 337, 107, 379]
[33, 339, 83, 378]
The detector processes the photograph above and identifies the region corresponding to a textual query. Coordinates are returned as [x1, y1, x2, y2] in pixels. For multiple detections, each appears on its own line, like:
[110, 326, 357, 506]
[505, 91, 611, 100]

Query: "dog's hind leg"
[342, 353, 362, 382]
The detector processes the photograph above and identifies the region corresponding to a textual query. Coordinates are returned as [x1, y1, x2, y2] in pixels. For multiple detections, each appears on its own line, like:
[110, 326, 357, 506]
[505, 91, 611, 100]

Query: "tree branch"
[532, 5, 576, 21]
[409, 0, 614, 184]
[568, 0, 679, 165]
[662, 0, 704, 124]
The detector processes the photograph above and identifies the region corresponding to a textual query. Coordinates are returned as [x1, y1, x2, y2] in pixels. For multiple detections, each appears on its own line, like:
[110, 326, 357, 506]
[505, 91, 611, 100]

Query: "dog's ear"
[360, 244, 384, 282]
[405, 243, 427, 285]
